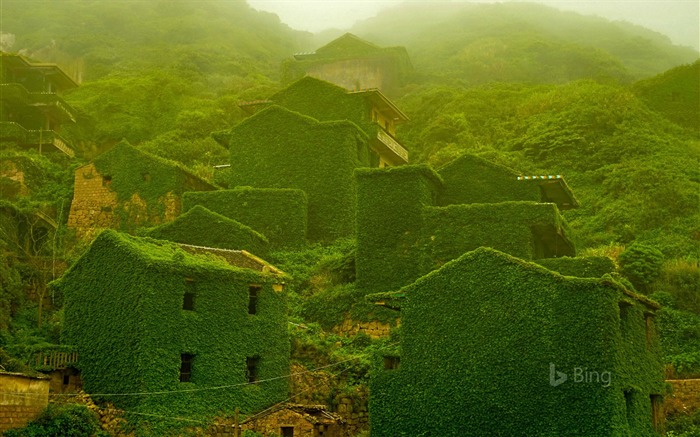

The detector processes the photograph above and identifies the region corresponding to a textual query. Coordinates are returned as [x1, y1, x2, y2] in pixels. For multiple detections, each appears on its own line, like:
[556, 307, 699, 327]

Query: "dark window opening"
[281, 426, 294, 437]
[619, 301, 632, 333]
[62, 373, 70, 385]
[180, 354, 194, 382]
[248, 285, 261, 315]
[650, 394, 663, 431]
[142, 172, 151, 182]
[384, 356, 401, 370]
[645, 314, 655, 350]
[100, 206, 112, 213]
[102, 175, 112, 186]
[624, 389, 634, 424]
[183, 280, 195, 310]
[246, 357, 259, 383]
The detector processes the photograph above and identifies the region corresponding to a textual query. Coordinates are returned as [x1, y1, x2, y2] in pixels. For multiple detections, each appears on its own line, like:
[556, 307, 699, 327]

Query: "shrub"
[619, 243, 664, 292]
[4, 403, 102, 437]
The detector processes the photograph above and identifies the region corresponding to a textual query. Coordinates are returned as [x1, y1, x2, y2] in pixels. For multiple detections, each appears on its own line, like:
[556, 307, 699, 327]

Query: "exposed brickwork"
[0, 161, 29, 196]
[334, 387, 369, 436]
[67, 163, 181, 238]
[665, 379, 700, 416]
[0, 372, 50, 433]
[333, 317, 396, 338]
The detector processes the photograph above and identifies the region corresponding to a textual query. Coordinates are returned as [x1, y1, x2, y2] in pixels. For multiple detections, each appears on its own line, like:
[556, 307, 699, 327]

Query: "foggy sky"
[247, 0, 700, 51]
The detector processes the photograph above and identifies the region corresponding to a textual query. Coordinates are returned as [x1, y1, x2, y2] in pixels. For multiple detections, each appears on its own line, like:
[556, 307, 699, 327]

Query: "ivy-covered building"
[55, 230, 290, 418]
[219, 105, 370, 243]
[281, 33, 413, 97]
[369, 248, 665, 436]
[183, 187, 308, 250]
[0, 52, 77, 157]
[67, 141, 216, 238]
[236, 76, 409, 167]
[144, 205, 269, 255]
[355, 155, 579, 293]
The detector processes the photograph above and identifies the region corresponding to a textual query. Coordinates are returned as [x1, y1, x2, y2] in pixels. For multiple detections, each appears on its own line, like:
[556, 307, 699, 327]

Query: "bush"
[618, 243, 664, 292]
[653, 259, 700, 314]
[4, 403, 102, 437]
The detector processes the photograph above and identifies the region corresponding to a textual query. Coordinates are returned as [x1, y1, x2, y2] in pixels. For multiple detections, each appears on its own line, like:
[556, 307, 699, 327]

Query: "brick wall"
[0, 372, 50, 433]
[67, 163, 181, 238]
[333, 318, 395, 338]
[665, 379, 700, 416]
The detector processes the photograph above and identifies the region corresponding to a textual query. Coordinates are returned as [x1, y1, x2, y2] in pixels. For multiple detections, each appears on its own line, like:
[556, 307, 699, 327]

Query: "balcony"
[1, 83, 77, 122]
[0, 122, 75, 157]
[373, 127, 409, 165]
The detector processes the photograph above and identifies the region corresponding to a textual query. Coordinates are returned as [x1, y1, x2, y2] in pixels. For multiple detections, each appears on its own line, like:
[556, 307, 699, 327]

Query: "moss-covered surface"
[536, 255, 616, 278]
[55, 230, 289, 429]
[91, 141, 215, 221]
[355, 164, 576, 293]
[420, 201, 575, 269]
[183, 187, 308, 249]
[223, 105, 369, 243]
[436, 153, 540, 205]
[369, 247, 664, 436]
[143, 205, 269, 255]
[355, 165, 442, 293]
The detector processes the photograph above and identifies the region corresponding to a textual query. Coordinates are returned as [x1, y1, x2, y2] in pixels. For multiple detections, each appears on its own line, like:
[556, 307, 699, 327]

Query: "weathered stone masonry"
[0, 372, 49, 433]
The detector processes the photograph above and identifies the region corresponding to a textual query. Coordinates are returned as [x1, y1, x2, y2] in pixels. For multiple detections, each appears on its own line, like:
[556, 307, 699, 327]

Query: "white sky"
[247, 0, 700, 50]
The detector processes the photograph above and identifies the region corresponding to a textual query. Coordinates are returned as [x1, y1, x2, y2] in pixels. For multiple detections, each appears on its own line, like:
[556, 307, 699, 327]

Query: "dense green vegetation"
[370, 248, 664, 436]
[1, 0, 698, 435]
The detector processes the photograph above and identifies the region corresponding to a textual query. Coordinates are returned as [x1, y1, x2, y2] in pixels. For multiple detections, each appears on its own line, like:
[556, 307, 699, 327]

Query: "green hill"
[350, 2, 698, 84]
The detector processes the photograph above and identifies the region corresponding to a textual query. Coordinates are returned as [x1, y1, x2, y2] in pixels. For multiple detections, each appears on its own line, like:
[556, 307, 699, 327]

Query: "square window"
[384, 356, 400, 370]
[281, 426, 294, 437]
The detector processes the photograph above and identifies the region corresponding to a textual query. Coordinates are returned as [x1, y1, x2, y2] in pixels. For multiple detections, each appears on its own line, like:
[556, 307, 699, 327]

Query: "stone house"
[54, 230, 290, 418]
[67, 141, 216, 238]
[0, 371, 50, 433]
[281, 33, 413, 97]
[241, 404, 345, 437]
[0, 52, 77, 157]
[368, 247, 665, 436]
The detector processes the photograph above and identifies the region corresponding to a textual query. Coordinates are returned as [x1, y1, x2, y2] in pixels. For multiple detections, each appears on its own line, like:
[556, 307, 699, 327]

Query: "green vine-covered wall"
[91, 140, 215, 220]
[355, 164, 442, 293]
[420, 201, 575, 270]
[436, 153, 540, 205]
[223, 105, 369, 243]
[355, 163, 576, 294]
[536, 255, 616, 278]
[144, 205, 269, 255]
[369, 247, 664, 436]
[182, 187, 308, 249]
[55, 230, 289, 428]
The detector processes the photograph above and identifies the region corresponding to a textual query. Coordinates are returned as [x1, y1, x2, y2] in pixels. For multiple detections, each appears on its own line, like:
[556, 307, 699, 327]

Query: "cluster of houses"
[1, 35, 665, 436]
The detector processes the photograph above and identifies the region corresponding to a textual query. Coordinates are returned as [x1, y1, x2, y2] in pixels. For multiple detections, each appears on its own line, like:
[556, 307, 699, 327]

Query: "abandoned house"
[144, 205, 270, 256]
[368, 247, 665, 436]
[67, 141, 216, 238]
[235, 76, 409, 167]
[240, 403, 346, 437]
[281, 33, 413, 96]
[54, 230, 290, 417]
[355, 154, 579, 293]
[0, 52, 77, 158]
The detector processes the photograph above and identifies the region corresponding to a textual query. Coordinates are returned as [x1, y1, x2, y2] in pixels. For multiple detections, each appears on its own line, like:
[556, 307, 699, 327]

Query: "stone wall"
[0, 372, 49, 433]
[333, 318, 395, 338]
[0, 161, 29, 197]
[334, 387, 369, 436]
[67, 163, 181, 238]
[665, 379, 700, 416]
